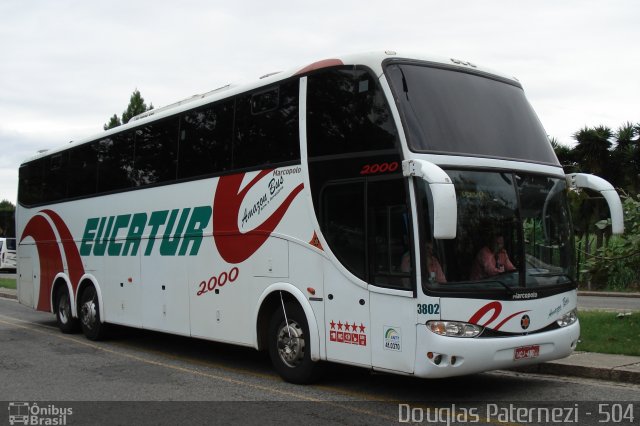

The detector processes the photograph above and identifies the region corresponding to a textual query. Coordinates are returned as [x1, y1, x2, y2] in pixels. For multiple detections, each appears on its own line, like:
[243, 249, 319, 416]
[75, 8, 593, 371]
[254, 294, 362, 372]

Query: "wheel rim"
[276, 320, 305, 368]
[80, 293, 98, 330]
[58, 293, 71, 325]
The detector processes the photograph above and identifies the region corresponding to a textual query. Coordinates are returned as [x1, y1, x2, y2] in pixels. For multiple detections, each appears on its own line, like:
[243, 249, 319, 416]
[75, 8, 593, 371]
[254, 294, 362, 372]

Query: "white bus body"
[16, 52, 623, 382]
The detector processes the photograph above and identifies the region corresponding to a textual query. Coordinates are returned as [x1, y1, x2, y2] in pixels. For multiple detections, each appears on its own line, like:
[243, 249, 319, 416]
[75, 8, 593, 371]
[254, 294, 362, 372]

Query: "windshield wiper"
[529, 272, 574, 282]
[484, 279, 515, 294]
[438, 277, 516, 294]
[399, 68, 409, 100]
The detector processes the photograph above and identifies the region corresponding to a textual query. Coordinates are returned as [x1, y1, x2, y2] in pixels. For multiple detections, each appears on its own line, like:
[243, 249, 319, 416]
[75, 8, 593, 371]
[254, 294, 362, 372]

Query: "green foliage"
[0, 278, 16, 290]
[0, 200, 15, 237]
[553, 122, 639, 291]
[577, 311, 640, 356]
[103, 89, 154, 130]
[0, 200, 15, 211]
[103, 114, 122, 130]
[582, 194, 640, 291]
[121, 89, 153, 124]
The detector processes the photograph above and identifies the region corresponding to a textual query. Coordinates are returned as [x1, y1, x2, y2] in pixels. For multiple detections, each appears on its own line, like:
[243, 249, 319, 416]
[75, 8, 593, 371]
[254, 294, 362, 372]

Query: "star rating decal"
[328, 319, 367, 346]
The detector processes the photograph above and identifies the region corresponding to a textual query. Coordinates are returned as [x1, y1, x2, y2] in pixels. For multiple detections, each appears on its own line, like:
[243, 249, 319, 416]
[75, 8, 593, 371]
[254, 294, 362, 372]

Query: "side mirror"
[566, 173, 624, 234]
[402, 159, 457, 239]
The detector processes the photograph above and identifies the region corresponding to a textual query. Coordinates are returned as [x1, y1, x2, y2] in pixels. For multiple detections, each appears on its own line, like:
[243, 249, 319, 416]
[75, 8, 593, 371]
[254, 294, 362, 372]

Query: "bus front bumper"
[413, 321, 580, 378]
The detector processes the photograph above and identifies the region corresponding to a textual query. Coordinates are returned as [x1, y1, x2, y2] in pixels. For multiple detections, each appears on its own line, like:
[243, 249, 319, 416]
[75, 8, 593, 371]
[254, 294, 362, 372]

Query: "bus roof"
[20, 51, 519, 165]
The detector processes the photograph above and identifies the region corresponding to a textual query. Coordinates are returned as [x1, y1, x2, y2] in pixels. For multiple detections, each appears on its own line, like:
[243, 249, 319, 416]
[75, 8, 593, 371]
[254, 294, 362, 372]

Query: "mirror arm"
[566, 173, 624, 234]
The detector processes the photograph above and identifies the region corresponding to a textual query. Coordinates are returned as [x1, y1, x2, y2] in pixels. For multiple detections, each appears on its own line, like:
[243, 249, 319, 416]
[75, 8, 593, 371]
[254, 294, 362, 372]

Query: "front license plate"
[514, 345, 540, 360]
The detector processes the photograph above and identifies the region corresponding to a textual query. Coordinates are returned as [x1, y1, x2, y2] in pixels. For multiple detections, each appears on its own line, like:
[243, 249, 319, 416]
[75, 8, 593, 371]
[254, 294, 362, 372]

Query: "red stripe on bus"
[295, 59, 344, 75]
[21, 214, 64, 312]
[42, 209, 85, 292]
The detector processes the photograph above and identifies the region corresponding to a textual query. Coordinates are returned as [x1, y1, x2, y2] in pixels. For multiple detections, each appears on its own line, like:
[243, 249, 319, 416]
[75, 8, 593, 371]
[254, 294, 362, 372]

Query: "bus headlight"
[427, 321, 482, 338]
[556, 309, 578, 327]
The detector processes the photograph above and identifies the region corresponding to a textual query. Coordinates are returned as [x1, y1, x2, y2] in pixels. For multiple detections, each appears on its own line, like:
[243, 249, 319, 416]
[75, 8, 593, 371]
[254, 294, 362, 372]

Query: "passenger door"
[367, 179, 416, 374]
[321, 182, 371, 366]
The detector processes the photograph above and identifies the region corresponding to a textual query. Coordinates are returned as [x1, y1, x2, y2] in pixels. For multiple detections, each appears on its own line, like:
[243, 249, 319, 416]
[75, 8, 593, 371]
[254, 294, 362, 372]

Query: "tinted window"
[97, 132, 135, 192]
[369, 179, 411, 289]
[233, 80, 300, 169]
[19, 77, 303, 206]
[18, 158, 46, 205]
[386, 63, 559, 165]
[307, 68, 399, 157]
[319, 177, 411, 289]
[321, 182, 366, 279]
[134, 118, 179, 185]
[68, 143, 98, 198]
[178, 101, 233, 178]
[47, 152, 68, 201]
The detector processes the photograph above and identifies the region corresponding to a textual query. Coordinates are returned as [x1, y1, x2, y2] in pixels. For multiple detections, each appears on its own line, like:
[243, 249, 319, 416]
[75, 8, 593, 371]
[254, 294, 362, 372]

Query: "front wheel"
[78, 285, 107, 341]
[268, 301, 320, 384]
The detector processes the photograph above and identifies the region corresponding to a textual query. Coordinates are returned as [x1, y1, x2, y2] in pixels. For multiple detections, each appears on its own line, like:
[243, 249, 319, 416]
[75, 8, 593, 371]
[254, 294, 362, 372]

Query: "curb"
[0, 289, 17, 300]
[511, 352, 640, 385]
[578, 291, 640, 298]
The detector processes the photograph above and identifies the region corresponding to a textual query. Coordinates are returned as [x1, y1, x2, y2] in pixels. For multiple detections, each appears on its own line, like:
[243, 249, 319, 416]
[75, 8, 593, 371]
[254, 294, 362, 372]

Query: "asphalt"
[1, 287, 639, 385]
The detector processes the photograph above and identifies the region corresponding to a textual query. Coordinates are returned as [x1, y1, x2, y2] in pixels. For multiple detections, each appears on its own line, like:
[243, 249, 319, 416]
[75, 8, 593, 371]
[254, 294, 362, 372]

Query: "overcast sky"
[1, 0, 638, 204]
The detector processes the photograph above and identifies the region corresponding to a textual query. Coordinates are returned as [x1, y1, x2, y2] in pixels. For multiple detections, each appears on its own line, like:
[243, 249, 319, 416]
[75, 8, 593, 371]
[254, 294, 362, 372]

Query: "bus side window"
[321, 182, 366, 280]
[178, 101, 233, 179]
[68, 143, 98, 199]
[233, 80, 300, 169]
[97, 131, 135, 192]
[134, 117, 179, 186]
[307, 67, 398, 158]
[368, 179, 412, 290]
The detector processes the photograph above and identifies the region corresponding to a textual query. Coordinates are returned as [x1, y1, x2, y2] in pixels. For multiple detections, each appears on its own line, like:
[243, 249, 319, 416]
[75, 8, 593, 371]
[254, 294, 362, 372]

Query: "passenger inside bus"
[469, 235, 516, 280]
[400, 241, 446, 283]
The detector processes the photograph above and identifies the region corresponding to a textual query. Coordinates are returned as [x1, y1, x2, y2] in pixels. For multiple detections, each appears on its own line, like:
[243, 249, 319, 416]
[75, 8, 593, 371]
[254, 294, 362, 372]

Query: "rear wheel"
[268, 301, 320, 384]
[79, 285, 107, 340]
[54, 286, 79, 334]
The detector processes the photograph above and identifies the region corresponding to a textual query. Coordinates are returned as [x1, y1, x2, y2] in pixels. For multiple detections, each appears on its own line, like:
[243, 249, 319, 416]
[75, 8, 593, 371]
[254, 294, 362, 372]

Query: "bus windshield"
[385, 62, 559, 165]
[417, 170, 574, 293]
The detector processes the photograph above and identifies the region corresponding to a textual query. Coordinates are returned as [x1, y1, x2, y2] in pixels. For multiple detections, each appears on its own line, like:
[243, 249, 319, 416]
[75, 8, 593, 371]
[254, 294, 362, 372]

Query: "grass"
[0, 278, 16, 290]
[577, 311, 640, 356]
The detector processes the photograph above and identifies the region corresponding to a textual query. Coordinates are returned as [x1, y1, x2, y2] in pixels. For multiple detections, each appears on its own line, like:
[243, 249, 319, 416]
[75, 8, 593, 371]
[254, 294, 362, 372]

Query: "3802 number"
[360, 161, 399, 175]
[197, 267, 239, 296]
[417, 303, 440, 315]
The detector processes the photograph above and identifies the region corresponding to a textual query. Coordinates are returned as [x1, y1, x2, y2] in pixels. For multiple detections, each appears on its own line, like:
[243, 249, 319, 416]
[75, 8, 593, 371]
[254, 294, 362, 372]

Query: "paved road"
[578, 294, 640, 312]
[0, 298, 638, 425]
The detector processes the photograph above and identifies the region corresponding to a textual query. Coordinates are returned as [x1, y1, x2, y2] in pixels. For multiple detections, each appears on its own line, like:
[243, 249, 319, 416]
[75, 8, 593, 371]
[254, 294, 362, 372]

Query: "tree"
[611, 122, 640, 194]
[103, 89, 154, 130]
[572, 125, 613, 179]
[0, 199, 15, 237]
[550, 137, 576, 172]
[103, 114, 122, 131]
[121, 89, 153, 124]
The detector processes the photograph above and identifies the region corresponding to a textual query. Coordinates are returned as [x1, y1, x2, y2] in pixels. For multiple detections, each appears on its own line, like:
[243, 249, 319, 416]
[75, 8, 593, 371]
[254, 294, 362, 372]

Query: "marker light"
[427, 321, 482, 338]
[556, 309, 578, 327]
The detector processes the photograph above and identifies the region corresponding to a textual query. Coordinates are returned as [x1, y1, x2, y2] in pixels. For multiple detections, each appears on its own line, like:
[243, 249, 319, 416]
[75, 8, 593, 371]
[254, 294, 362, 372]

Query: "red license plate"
[514, 345, 540, 360]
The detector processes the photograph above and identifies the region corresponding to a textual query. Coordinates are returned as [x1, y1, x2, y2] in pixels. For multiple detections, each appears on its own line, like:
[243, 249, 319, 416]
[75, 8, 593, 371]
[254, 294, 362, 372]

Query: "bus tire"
[54, 286, 80, 334]
[78, 285, 107, 341]
[268, 301, 320, 384]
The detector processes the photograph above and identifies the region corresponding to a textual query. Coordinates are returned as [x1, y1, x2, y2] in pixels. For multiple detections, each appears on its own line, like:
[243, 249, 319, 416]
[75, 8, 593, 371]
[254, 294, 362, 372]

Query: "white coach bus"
[16, 51, 623, 383]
